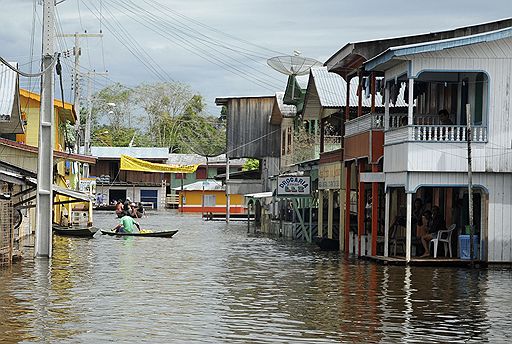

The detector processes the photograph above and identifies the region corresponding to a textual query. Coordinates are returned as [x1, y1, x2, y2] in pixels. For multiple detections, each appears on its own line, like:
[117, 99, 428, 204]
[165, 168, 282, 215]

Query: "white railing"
[345, 112, 385, 137]
[385, 125, 487, 144]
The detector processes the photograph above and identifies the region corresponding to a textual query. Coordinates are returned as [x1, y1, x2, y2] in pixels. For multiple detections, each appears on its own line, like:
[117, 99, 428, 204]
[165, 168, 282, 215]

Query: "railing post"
[384, 85, 390, 131]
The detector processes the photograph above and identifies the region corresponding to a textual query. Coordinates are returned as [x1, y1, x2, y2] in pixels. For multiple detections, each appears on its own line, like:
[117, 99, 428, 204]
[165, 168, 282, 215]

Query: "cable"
[0, 55, 56, 78]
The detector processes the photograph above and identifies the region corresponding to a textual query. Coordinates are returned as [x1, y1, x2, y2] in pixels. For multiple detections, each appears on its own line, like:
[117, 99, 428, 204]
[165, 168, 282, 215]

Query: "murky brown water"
[1, 210, 512, 343]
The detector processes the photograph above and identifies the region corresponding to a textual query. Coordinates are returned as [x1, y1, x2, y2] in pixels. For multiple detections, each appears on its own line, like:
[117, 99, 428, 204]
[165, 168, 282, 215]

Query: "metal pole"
[35, 0, 55, 258]
[226, 156, 230, 223]
[466, 104, 474, 264]
[83, 76, 92, 177]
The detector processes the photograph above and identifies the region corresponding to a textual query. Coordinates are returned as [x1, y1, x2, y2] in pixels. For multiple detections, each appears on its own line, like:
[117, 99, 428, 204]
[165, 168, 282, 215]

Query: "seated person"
[439, 109, 453, 125]
[115, 200, 124, 218]
[114, 214, 141, 233]
[420, 206, 446, 257]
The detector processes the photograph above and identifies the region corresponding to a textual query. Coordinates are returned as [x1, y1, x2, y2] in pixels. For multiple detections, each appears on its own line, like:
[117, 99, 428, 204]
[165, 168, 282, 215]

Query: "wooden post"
[318, 190, 324, 237]
[408, 78, 414, 125]
[406, 192, 413, 262]
[358, 70, 363, 117]
[371, 164, 379, 256]
[320, 118, 325, 153]
[384, 190, 390, 257]
[370, 72, 376, 113]
[328, 190, 333, 239]
[466, 104, 475, 264]
[344, 163, 352, 253]
[358, 161, 365, 256]
[384, 84, 390, 131]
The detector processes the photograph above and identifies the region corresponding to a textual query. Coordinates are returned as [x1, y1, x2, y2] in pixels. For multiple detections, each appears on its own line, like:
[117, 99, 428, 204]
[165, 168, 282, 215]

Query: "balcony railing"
[385, 125, 488, 145]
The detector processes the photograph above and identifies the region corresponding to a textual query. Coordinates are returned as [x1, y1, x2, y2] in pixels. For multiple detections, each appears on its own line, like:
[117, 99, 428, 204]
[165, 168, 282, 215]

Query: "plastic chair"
[430, 224, 456, 258]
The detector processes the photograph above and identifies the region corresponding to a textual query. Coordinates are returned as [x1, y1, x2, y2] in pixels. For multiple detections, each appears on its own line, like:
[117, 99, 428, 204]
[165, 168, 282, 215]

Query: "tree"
[134, 82, 195, 148]
[242, 159, 259, 171]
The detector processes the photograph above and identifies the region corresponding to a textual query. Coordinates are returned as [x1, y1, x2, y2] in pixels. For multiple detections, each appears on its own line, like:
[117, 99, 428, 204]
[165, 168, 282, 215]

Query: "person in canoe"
[114, 214, 141, 233]
[115, 200, 124, 218]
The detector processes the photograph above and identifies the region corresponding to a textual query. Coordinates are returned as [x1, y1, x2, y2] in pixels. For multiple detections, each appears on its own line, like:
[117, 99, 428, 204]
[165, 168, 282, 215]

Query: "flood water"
[1, 210, 512, 343]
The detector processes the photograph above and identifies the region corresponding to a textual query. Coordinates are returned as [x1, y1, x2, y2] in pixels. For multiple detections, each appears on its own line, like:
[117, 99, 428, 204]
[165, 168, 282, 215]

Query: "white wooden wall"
[408, 38, 512, 173]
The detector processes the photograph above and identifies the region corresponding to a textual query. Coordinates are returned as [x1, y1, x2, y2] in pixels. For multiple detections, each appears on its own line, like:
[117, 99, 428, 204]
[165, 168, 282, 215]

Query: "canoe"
[314, 236, 340, 251]
[100, 229, 178, 238]
[53, 224, 98, 238]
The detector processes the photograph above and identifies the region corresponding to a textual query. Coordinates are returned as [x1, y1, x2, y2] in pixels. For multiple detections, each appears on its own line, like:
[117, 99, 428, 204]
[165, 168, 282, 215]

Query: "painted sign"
[318, 162, 342, 190]
[277, 176, 311, 196]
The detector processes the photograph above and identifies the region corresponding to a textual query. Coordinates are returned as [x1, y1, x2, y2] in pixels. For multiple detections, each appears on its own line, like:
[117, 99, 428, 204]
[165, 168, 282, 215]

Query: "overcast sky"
[1, 0, 511, 115]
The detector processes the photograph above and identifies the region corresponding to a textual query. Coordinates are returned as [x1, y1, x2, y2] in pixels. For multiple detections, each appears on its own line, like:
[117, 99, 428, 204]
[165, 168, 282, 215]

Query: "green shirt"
[121, 215, 137, 233]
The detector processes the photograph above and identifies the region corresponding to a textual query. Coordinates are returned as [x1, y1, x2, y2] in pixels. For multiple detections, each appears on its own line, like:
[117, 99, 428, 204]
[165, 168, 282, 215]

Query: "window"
[196, 167, 207, 180]
[175, 173, 187, 179]
[203, 195, 216, 207]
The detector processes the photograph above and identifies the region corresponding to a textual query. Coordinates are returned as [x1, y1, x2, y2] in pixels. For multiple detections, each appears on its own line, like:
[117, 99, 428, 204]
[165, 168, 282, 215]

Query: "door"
[140, 189, 158, 209]
[109, 189, 126, 205]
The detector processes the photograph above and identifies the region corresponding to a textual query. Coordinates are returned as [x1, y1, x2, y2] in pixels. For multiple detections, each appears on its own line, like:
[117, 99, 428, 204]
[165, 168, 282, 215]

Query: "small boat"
[314, 236, 340, 251]
[53, 224, 98, 238]
[100, 229, 178, 238]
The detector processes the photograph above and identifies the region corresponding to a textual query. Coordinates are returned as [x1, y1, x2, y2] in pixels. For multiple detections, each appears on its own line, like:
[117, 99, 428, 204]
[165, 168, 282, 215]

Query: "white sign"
[277, 176, 311, 196]
[318, 162, 342, 190]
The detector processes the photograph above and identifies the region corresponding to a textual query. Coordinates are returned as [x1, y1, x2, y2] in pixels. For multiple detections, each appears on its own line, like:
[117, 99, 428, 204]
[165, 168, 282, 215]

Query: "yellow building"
[1, 89, 95, 229]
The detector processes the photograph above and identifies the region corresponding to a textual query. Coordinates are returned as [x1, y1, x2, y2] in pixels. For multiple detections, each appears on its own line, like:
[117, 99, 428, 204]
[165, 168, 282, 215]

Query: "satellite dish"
[267, 54, 322, 76]
[267, 53, 322, 106]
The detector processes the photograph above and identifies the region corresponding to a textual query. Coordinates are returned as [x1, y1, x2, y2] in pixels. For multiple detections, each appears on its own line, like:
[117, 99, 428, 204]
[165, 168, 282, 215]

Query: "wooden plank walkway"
[365, 255, 487, 267]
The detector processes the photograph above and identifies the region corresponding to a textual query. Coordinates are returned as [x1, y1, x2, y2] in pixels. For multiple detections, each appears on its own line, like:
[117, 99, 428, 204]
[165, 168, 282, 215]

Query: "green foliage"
[242, 159, 260, 171]
[89, 82, 226, 154]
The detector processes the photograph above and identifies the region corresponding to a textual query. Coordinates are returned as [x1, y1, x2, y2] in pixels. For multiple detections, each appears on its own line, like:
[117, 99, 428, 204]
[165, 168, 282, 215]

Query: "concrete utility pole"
[57, 33, 102, 151]
[35, 0, 55, 258]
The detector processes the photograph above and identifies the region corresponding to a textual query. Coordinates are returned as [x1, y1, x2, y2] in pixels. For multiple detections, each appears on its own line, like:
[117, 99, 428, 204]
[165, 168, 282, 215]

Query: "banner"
[120, 154, 199, 173]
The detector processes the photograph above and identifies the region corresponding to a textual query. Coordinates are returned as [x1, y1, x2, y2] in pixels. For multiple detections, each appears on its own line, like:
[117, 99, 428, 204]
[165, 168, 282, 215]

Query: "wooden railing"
[385, 125, 487, 144]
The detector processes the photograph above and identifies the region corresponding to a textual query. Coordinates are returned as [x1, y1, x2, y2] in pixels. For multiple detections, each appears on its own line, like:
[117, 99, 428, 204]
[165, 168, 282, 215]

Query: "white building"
[365, 27, 512, 262]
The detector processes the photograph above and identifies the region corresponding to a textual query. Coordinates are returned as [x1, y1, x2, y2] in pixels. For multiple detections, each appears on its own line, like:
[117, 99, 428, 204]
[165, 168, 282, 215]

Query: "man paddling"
[114, 214, 141, 233]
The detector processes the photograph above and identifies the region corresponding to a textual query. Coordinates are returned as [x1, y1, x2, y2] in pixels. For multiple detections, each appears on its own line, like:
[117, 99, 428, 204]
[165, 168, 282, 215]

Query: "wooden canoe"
[100, 229, 178, 238]
[53, 224, 98, 238]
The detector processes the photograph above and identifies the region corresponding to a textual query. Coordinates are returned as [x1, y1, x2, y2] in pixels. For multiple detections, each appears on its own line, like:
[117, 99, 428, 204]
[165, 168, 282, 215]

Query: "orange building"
[175, 180, 245, 214]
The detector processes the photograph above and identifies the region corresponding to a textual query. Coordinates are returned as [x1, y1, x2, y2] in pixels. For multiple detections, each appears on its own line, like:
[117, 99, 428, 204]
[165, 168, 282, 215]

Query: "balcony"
[281, 135, 342, 168]
[345, 113, 384, 137]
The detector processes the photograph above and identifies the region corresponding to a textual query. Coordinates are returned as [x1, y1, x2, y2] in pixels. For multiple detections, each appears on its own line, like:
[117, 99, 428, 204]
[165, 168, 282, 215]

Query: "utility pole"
[57, 33, 102, 151]
[466, 104, 475, 265]
[83, 71, 108, 177]
[35, 0, 55, 258]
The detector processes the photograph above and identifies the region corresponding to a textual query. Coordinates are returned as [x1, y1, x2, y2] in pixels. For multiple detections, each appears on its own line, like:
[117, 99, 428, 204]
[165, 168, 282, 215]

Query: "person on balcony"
[420, 206, 447, 257]
[439, 109, 453, 125]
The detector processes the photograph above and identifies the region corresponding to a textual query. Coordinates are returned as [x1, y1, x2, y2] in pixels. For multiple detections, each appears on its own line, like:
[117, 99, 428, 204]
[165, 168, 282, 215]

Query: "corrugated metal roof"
[303, 68, 406, 116]
[0, 62, 23, 134]
[91, 146, 169, 160]
[172, 179, 225, 191]
[366, 27, 512, 71]
[167, 153, 245, 166]
[274, 92, 296, 116]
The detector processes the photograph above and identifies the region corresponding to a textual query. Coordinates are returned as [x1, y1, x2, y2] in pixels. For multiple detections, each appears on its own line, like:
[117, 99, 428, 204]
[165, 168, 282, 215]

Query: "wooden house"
[363, 26, 512, 263]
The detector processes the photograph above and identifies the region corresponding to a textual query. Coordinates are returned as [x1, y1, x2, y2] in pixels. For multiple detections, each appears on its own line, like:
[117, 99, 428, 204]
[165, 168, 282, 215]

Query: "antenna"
[267, 53, 322, 101]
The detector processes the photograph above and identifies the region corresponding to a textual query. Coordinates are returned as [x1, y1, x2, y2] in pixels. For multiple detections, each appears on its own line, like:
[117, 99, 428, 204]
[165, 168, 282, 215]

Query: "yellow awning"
[120, 154, 199, 173]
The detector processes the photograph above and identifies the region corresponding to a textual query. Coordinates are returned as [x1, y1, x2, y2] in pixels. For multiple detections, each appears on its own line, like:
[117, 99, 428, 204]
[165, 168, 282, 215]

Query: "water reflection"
[0, 211, 511, 343]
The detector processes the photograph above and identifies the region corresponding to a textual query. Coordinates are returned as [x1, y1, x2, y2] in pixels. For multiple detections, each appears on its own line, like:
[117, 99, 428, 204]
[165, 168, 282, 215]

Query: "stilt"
[318, 190, 324, 238]
[357, 162, 365, 256]
[327, 190, 333, 239]
[371, 165, 379, 255]
[384, 191, 390, 257]
[406, 192, 412, 262]
[344, 163, 351, 253]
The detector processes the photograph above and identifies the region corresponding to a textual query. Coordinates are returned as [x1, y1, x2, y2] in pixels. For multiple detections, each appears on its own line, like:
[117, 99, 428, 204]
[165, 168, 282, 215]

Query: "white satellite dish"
[267, 54, 322, 77]
[267, 53, 322, 103]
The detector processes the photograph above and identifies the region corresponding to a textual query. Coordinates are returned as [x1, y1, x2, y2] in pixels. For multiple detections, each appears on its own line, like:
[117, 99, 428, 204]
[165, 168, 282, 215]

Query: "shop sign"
[318, 162, 341, 190]
[277, 176, 311, 196]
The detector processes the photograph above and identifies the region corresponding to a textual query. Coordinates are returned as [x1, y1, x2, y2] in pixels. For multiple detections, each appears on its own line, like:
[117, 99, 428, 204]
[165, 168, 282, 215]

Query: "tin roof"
[91, 146, 169, 160]
[365, 27, 512, 72]
[167, 153, 245, 166]
[172, 179, 225, 191]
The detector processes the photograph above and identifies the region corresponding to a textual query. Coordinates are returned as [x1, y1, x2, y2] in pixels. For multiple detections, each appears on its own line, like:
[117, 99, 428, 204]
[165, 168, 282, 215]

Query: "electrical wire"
[0, 55, 56, 78]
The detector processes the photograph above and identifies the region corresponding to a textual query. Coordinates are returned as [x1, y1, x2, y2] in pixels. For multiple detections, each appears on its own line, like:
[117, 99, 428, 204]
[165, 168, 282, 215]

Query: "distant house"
[173, 179, 245, 214]
[90, 146, 169, 209]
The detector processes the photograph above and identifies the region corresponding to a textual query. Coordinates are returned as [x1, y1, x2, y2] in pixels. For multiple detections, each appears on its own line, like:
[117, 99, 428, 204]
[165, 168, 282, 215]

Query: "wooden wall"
[226, 97, 281, 159]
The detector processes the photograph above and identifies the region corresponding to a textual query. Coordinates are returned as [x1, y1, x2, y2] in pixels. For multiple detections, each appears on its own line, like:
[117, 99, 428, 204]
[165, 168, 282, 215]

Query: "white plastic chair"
[430, 224, 456, 258]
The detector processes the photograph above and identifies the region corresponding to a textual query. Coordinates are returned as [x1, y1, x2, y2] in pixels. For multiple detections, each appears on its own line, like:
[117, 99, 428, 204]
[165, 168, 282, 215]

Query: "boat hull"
[101, 229, 178, 238]
[53, 225, 98, 238]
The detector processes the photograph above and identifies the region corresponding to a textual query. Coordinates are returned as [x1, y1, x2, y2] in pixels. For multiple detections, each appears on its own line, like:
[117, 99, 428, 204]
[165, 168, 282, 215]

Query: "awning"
[53, 184, 93, 202]
[244, 192, 273, 199]
[121, 154, 199, 173]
